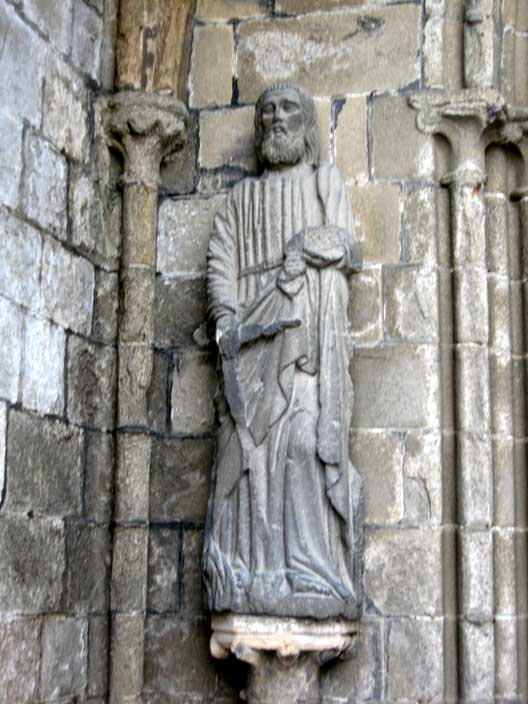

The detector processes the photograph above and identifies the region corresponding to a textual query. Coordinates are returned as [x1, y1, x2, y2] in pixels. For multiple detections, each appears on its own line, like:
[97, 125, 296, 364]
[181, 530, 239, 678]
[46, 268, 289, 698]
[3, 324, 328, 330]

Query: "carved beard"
[260, 130, 305, 167]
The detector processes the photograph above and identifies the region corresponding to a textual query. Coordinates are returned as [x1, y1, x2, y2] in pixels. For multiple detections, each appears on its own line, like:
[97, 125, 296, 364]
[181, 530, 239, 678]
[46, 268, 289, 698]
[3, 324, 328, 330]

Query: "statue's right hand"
[216, 316, 240, 359]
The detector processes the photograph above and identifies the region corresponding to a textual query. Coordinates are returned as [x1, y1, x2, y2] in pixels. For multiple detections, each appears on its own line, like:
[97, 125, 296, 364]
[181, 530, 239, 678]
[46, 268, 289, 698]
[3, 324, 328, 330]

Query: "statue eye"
[283, 101, 300, 113]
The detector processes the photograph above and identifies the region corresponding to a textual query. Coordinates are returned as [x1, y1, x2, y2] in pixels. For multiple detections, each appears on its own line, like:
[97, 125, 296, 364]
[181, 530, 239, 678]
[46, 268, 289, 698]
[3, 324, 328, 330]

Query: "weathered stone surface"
[314, 97, 331, 163]
[85, 430, 113, 524]
[384, 266, 439, 341]
[40, 616, 88, 700]
[148, 528, 181, 613]
[403, 431, 442, 525]
[495, 617, 520, 700]
[0, 208, 41, 310]
[349, 183, 401, 264]
[404, 185, 439, 265]
[109, 614, 144, 700]
[321, 620, 382, 701]
[67, 335, 116, 429]
[157, 195, 224, 275]
[387, 619, 443, 701]
[23, 0, 72, 53]
[160, 112, 198, 196]
[199, 107, 256, 171]
[0, 3, 45, 124]
[171, 354, 215, 434]
[364, 529, 442, 615]
[351, 345, 440, 429]
[6, 410, 83, 516]
[92, 269, 118, 344]
[111, 527, 148, 611]
[148, 351, 170, 434]
[0, 617, 40, 703]
[456, 346, 490, 433]
[334, 96, 368, 184]
[0, 108, 23, 209]
[117, 344, 153, 428]
[88, 616, 108, 698]
[0, 296, 23, 402]
[144, 617, 216, 696]
[189, 24, 234, 109]
[453, 268, 489, 344]
[65, 523, 110, 612]
[504, 0, 528, 31]
[21, 132, 68, 237]
[458, 433, 493, 526]
[150, 439, 212, 523]
[494, 530, 517, 615]
[71, 0, 103, 83]
[40, 238, 95, 335]
[460, 530, 493, 619]
[372, 95, 434, 180]
[277, 0, 396, 11]
[347, 268, 382, 345]
[350, 430, 402, 525]
[123, 185, 158, 267]
[22, 315, 65, 415]
[182, 529, 205, 615]
[237, 7, 421, 102]
[120, 269, 155, 344]
[196, 0, 267, 19]
[115, 433, 151, 523]
[43, 58, 89, 162]
[460, 621, 494, 701]
[0, 401, 6, 502]
[0, 514, 65, 612]
[155, 276, 207, 348]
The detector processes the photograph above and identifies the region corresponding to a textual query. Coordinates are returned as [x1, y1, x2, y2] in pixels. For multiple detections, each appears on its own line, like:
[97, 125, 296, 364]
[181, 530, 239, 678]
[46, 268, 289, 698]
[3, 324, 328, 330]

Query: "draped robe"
[203, 162, 363, 619]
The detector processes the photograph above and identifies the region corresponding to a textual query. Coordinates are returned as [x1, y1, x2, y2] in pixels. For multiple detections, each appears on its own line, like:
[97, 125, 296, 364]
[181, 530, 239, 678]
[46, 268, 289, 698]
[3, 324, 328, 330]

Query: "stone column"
[101, 92, 187, 704]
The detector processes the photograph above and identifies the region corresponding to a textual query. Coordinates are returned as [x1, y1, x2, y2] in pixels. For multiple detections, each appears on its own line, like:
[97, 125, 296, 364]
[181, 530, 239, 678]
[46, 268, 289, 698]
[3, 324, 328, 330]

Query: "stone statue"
[203, 83, 363, 622]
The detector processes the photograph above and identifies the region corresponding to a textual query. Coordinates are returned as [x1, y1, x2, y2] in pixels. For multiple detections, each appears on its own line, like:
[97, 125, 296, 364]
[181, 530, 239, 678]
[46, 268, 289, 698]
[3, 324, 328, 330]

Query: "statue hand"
[217, 316, 240, 359]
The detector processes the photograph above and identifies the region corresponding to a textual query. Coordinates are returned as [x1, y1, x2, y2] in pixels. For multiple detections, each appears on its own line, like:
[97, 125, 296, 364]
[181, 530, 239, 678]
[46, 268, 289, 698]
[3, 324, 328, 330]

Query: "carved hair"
[254, 83, 320, 168]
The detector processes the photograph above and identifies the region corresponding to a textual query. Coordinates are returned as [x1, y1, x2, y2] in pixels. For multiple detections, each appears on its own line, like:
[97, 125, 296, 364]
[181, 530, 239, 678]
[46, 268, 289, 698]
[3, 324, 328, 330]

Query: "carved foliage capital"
[100, 91, 189, 187]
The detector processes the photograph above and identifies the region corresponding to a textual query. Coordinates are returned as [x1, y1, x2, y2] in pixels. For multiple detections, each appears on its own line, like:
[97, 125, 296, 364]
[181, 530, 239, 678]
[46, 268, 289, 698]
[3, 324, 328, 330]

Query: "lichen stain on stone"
[343, 15, 385, 40]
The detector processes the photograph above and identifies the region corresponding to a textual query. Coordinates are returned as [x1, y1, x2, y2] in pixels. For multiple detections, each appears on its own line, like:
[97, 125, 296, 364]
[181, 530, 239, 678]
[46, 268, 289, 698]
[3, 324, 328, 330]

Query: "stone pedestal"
[211, 614, 358, 704]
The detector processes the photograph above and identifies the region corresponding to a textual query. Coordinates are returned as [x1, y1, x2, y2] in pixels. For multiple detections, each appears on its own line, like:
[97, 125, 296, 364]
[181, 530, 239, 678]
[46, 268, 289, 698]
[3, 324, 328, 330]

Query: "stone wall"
[0, 1, 116, 702]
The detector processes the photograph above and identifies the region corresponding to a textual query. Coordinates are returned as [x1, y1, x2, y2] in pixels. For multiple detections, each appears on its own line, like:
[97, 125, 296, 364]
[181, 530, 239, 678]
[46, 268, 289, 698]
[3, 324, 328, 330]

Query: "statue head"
[254, 83, 320, 170]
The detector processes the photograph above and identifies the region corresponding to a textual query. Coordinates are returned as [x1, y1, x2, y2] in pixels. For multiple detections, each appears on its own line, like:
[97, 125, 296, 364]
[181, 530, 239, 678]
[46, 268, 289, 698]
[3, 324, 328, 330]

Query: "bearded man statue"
[203, 83, 363, 620]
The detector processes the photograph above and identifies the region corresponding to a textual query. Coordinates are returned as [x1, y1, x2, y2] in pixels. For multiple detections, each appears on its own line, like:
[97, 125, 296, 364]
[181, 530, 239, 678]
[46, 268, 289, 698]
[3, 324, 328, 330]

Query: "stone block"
[314, 97, 331, 163]
[372, 95, 434, 180]
[404, 185, 439, 265]
[88, 616, 108, 698]
[453, 185, 486, 265]
[349, 183, 401, 264]
[199, 107, 256, 172]
[23, 0, 72, 53]
[0, 617, 40, 704]
[460, 621, 494, 701]
[122, 185, 158, 267]
[43, 57, 89, 162]
[0, 108, 23, 209]
[0, 296, 23, 402]
[351, 345, 440, 429]
[150, 438, 213, 523]
[493, 437, 515, 528]
[109, 614, 144, 700]
[120, 269, 155, 344]
[488, 275, 511, 353]
[40, 616, 88, 700]
[144, 617, 216, 696]
[182, 528, 205, 614]
[504, 0, 528, 31]
[350, 430, 402, 525]
[0, 207, 41, 310]
[6, 410, 83, 516]
[0, 402, 5, 502]
[155, 276, 207, 348]
[160, 112, 198, 196]
[489, 353, 513, 436]
[21, 132, 68, 237]
[458, 433, 493, 527]
[189, 24, 234, 109]
[364, 528, 442, 615]
[384, 266, 439, 342]
[85, 430, 114, 524]
[158, 195, 223, 275]
[22, 315, 65, 415]
[0, 514, 65, 612]
[456, 346, 490, 433]
[0, 3, 45, 124]
[196, 0, 267, 19]
[71, 0, 103, 83]
[403, 431, 442, 525]
[171, 354, 216, 434]
[92, 269, 118, 344]
[459, 529, 493, 619]
[485, 194, 509, 273]
[334, 96, 368, 184]
[495, 618, 520, 700]
[40, 237, 95, 335]
[67, 335, 116, 429]
[148, 527, 181, 613]
[321, 620, 382, 701]
[277, 0, 396, 11]
[117, 344, 153, 428]
[453, 267, 489, 344]
[387, 619, 443, 701]
[70, 167, 97, 252]
[237, 6, 421, 101]
[65, 523, 110, 612]
[111, 527, 148, 611]
[149, 351, 170, 434]
[493, 530, 517, 616]
[115, 433, 151, 523]
[347, 267, 382, 345]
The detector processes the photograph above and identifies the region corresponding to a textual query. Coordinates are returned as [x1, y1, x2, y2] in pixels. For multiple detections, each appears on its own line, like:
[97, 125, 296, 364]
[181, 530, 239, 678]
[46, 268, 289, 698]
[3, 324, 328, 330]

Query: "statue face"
[258, 88, 307, 168]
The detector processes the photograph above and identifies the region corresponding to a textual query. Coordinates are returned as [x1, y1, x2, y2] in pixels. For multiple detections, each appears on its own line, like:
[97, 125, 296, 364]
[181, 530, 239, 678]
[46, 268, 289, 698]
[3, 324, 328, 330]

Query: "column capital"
[100, 90, 189, 188]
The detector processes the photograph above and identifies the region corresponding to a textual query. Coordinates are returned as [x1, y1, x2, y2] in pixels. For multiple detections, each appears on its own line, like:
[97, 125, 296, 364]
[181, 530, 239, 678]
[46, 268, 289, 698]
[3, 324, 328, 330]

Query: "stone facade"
[1, 0, 527, 702]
